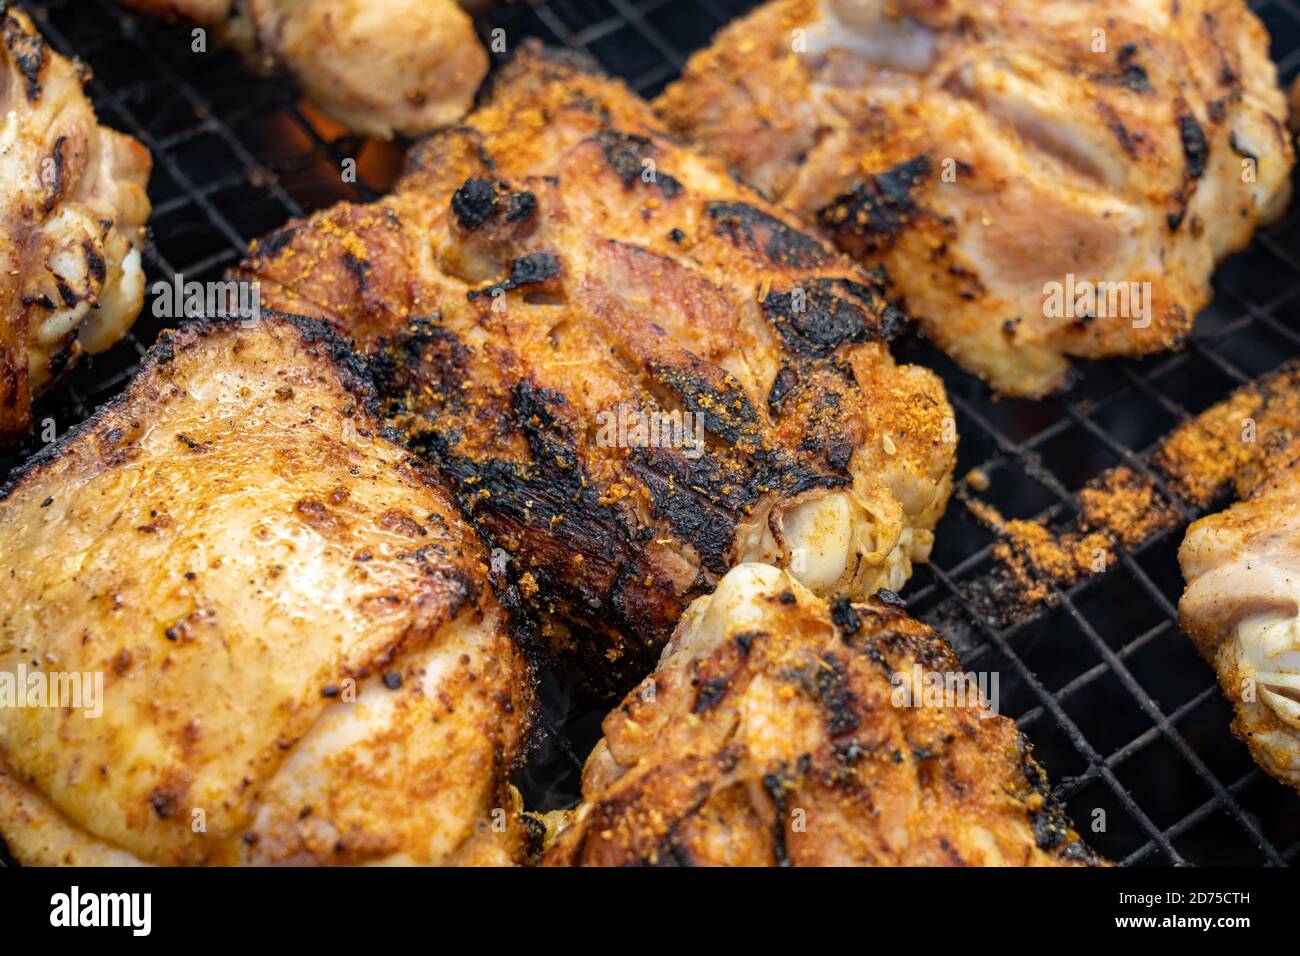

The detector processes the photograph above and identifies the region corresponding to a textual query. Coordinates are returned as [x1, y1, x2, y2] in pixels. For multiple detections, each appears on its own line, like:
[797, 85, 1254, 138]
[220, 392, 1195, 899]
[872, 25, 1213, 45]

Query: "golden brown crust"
[119, 0, 487, 139]
[658, 0, 1293, 396]
[544, 565, 1102, 866]
[1170, 361, 1300, 791]
[1178, 468, 1300, 790]
[234, 43, 957, 700]
[0, 314, 534, 865]
[0, 4, 151, 446]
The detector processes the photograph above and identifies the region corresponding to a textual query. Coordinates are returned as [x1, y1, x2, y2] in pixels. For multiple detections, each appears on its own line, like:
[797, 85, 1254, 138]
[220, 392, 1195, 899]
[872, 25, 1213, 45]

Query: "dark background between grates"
[8, 0, 1300, 867]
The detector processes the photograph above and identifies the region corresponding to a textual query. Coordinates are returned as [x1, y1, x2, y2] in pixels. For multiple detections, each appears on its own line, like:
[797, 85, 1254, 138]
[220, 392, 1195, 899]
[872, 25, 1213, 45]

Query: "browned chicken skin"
[234, 44, 957, 699]
[0, 4, 151, 446]
[1179, 382, 1300, 792]
[0, 315, 536, 865]
[118, 0, 487, 138]
[658, 0, 1294, 397]
[544, 563, 1101, 866]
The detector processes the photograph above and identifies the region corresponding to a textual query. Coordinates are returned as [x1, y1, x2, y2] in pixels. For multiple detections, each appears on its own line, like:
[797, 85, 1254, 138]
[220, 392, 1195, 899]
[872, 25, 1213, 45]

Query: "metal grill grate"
[10, 0, 1300, 867]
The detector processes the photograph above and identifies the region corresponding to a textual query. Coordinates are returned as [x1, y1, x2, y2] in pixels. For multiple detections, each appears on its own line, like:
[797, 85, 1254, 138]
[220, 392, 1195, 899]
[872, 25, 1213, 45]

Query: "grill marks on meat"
[704, 200, 831, 269]
[543, 564, 1103, 866]
[817, 155, 933, 260]
[377, 297, 861, 693]
[234, 42, 956, 700]
[658, 0, 1294, 397]
[761, 276, 901, 358]
[0, 6, 150, 447]
[2, 5, 46, 101]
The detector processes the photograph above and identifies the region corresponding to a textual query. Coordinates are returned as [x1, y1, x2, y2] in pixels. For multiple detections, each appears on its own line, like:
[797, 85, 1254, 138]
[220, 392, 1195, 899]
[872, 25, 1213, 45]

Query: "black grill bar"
[9, 0, 1300, 866]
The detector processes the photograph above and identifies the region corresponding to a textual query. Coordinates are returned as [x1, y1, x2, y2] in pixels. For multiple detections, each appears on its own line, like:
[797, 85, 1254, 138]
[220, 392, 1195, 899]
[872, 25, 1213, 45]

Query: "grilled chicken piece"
[544, 563, 1100, 866]
[0, 315, 535, 865]
[658, 0, 1294, 397]
[120, 0, 486, 139]
[233, 44, 957, 699]
[1179, 423, 1300, 791]
[0, 5, 151, 446]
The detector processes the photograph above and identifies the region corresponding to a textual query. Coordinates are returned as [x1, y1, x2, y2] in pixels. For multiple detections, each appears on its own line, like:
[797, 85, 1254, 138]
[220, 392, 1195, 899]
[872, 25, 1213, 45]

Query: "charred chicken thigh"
[0, 4, 151, 446]
[1180, 431, 1300, 791]
[119, 0, 487, 138]
[658, 0, 1294, 397]
[234, 44, 957, 699]
[0, 315, 535, 865]
[544, 563, 1100, 866]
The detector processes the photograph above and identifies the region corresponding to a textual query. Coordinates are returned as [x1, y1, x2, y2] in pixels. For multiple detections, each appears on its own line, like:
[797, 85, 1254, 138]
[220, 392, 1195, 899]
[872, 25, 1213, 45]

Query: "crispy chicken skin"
[657, 0, 1294, 397]
[0, 315, 536, 865]
[233, 44, 957, 699]
[119, 0, 487, 139]
[544, 564, 1100, 866]
[1179, 420, 1300, 792]
[0, 4, 151, 446]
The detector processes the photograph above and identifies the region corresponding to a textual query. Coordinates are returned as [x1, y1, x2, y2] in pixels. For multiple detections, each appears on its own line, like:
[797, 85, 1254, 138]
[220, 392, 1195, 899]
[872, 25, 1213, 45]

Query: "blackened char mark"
[873, 588, 907, 608]
[594, 129, 683, 198]
[767, 365, 798, 414]
[762, 769, 795, 867]
[818, 155, 931, 257]
[3, 9, 46, 102]
[632, 348, 847, 568]
[1096, 42, 1152, 93]
[830, 598, 861, 636]
[450, 177, 498, 230]
[403, 379, 671, 698]
[452, 380, 613, 543]
[506, 191, 538, 223]
[450, 176, 538, 231]
[643, 350, 848, 487]
[811, 652, 861, 736]
[250, 223, 301, 259]
[785, 649, 862, 736]
[45, 337, 76, 382]
[1017, 734, 1102, 864]
[704, 201, 830, 269]
[468, 252, 561, 300]
[406, 389, 610, 550]
[1095, 101, 1138, 160]
[645, 355, 762, 450]
[693, 675, 731, 714]
[872, 618, 955, 674]
[628, 440, 842, 575]
[627, 454, 742, 575]
[341, 251, 370, 296]
[1168, 108, 1209, 230]
[369, 316, 470, 412]
[1178, 112, 1209, 180]
[84, 240, 106, 284]
[761, 277, 901, 358]
[41, 135, 66, 212]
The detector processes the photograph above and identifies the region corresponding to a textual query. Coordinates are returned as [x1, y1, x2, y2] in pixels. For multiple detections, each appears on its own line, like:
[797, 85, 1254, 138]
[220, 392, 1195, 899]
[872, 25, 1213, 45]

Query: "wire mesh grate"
[8, 0, 1300, 867]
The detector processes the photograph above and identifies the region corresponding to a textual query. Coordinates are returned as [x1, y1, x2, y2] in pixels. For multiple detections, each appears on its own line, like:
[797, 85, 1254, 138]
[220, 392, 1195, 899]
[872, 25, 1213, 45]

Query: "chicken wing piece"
[657, 0, 1294, 397]
[233, 44, 957, 699]
[1179, 423, 1300, 792]
[0, 4, 151, 446]
[543, 563, 1100, 866]
[0, 314, 536, 865]
[120, 0, 487, 139]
